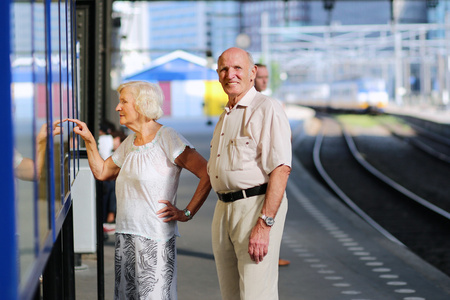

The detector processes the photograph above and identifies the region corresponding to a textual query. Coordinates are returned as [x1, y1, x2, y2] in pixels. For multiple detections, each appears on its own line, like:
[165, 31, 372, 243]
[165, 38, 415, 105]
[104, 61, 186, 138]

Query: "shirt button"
[217, 154, 220, 157]
[215, 176, 218, 179]
[221, 133, 224, 136]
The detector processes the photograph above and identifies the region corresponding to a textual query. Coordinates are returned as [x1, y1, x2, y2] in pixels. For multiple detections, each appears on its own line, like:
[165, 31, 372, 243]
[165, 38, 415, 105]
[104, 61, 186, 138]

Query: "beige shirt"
[208, 87, 292, 193]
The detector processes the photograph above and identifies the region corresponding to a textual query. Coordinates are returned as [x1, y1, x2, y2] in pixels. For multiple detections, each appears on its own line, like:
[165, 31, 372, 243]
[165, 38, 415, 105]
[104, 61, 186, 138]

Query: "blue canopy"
[126, 57, 217, 81]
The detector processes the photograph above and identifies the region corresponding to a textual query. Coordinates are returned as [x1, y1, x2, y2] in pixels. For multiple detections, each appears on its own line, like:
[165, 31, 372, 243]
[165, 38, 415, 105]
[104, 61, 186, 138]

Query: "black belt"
[217, 183, 268, 203]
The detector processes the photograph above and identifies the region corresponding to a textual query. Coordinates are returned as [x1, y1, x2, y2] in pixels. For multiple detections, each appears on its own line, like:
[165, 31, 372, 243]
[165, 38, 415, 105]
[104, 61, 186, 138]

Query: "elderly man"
[208, 47, 292, 299]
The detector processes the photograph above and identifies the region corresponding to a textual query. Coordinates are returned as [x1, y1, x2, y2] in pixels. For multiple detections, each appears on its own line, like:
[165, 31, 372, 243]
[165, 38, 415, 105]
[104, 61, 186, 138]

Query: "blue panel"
[45, 0, 56, 241]
[12, 66, 47, 83]
[126, 58, 218, 81]
[0, 0, 19, 298]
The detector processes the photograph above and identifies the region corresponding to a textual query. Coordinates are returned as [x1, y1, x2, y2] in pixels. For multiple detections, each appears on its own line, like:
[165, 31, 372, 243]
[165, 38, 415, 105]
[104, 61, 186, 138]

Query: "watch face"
[265, 217, 275, 226]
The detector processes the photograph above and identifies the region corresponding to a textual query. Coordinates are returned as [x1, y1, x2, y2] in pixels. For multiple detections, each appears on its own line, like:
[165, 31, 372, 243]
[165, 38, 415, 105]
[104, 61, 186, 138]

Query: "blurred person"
[98, 120, 116, 160]
[254, 63, 269, 94]
[255, 63, 291, 267]
[112, 127, 127, 151]
[98, 120, 117, 229]
[103, 127, 127, 231]
[209, 48, 291, 299]
[64, 80, 211, 299]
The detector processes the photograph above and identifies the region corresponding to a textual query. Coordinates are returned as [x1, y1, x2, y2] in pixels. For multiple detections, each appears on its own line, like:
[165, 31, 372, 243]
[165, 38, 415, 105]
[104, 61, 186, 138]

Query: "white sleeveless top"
[112, 126, 193, 242]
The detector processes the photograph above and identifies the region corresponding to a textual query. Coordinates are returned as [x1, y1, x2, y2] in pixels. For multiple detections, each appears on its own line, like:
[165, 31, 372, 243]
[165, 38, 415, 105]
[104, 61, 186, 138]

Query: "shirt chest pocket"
[227, 137, 257, 171]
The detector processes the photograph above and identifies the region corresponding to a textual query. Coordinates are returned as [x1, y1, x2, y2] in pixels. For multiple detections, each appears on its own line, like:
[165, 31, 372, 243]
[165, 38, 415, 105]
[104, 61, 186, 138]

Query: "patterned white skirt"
[114, 233, 177, 300]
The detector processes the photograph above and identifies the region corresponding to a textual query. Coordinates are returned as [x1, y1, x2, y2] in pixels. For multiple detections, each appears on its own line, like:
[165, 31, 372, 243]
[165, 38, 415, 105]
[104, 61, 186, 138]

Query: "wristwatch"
[183, 208, 193, 220]
[259, 213, 275, 227]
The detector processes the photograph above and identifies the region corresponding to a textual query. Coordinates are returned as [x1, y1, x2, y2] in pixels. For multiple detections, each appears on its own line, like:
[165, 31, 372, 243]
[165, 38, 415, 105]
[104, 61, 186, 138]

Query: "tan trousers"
[212, 193, 288, 300]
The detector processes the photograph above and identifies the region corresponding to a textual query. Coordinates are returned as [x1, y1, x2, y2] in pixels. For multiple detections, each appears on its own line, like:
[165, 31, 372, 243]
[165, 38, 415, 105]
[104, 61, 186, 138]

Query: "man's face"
[255, 66, 269, 92]
[217, 48, 256, 99]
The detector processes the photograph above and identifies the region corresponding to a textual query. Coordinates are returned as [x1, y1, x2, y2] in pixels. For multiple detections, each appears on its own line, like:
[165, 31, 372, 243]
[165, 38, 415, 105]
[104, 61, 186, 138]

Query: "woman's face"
[116, 87, 140, 127]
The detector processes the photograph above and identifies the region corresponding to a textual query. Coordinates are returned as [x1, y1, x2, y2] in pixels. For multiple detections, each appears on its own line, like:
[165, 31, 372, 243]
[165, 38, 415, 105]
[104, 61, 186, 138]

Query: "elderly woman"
[66, 81, 211, 299]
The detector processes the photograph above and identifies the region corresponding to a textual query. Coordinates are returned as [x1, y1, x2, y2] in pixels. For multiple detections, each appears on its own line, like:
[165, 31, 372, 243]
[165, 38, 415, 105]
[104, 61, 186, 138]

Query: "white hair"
[117, 81, 164, 120]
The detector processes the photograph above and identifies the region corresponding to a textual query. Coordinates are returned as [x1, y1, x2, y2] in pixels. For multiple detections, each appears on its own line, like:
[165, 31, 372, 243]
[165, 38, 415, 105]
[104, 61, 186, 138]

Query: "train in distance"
[284, 78, 389, 113]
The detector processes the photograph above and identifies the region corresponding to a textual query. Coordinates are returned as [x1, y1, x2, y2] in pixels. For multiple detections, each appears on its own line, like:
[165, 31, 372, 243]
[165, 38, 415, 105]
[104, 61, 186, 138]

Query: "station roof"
[125, 50, 217, 81]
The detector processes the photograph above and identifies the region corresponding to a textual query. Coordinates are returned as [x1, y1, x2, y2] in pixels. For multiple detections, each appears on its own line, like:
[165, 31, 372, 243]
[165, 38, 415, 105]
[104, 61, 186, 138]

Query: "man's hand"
[248, 219, 271, 263]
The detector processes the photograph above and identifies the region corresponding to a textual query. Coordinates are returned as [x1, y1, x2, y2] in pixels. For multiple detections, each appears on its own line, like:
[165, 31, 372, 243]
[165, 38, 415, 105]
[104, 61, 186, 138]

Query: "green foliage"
[270, 62, 281, 93]
[336, 114, 402, 128]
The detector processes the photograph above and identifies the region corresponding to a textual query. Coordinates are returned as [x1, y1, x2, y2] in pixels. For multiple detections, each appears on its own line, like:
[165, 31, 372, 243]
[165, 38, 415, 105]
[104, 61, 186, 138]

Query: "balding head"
[216, 48, 257, 106]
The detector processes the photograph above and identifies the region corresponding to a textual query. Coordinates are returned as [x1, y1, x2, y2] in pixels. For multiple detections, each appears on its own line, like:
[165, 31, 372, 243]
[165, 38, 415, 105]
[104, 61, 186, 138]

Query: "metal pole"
[261, 12, 270, 71]
[0, 0, 18, 298]
[62, 205, 76, 300]
[43, 233, 63, 299]
[445, 12, 450, 107]
[420, 29, 428, 105]
[325, 29, 333, 105]
[404, 59, 411, 96]
[96, 180, 105, 300]
[394, 24, 404, 106]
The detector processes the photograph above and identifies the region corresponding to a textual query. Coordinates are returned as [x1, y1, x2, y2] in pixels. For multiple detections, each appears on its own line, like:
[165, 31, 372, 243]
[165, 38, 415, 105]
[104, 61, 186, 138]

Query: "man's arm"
[248, 164, 291, 263]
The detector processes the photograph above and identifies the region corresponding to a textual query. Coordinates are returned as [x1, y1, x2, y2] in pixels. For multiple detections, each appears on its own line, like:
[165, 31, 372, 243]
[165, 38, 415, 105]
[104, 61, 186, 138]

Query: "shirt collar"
[237, 87, 257, 107]
[224, 87, 257, 113]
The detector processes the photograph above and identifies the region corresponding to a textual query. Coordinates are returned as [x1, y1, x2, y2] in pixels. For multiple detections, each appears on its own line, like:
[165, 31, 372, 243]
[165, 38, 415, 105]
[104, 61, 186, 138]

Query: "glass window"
[11, 0, 79, 292]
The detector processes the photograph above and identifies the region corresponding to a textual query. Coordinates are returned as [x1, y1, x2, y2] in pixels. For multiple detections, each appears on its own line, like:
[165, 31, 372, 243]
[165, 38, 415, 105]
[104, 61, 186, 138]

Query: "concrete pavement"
[75, 112, 450, 300]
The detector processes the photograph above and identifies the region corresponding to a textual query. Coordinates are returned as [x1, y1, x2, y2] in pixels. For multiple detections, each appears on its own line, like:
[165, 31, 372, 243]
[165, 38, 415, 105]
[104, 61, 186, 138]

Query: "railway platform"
[384, 103, 450, 125]
[75, 107, 450, 300]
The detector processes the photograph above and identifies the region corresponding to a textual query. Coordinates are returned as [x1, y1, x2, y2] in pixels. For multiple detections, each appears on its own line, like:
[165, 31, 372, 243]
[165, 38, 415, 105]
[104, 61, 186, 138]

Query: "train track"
[381, 118, 450, 164]
[294, 114, 450, 277]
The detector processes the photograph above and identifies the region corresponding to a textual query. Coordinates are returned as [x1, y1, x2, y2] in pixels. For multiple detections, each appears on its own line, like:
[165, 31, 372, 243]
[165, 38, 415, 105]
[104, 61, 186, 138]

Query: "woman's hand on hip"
[157, 200, 188, 222]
